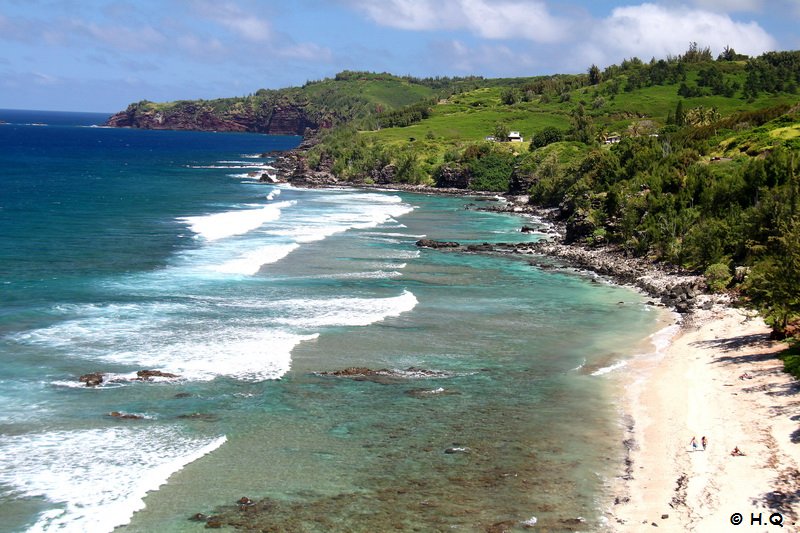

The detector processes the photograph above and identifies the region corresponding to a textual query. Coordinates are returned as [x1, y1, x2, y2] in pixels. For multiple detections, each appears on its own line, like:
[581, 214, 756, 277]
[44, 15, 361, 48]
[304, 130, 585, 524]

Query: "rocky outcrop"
[316, 366, 452, 384]
[79, 372, 104, 387]
[508, 167, 536, 195]
[134, 370, 179, 381]
[266, 105, 316, 135]
[105, 101, 315, 135]
[416, 239, 460, 248]
[435, 164, 471, 189]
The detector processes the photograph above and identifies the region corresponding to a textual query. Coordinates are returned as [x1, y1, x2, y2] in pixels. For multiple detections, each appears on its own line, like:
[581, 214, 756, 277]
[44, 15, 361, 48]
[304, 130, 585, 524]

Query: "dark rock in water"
[79, 372, 104, 387]
[486, 519, 517, 533]
[317, 366, 452, 385]
[237, 497, 253, 506]
[188, 513, 207, 522]
[318, 367, 374, 377]
[135, 369, 179, 381]
[205, 516, 223, 528]
[444, 446, 470, 454]
[466, 242, 494, 252]
[108, 411, 144, 420]
[415, 239, 460, 249]
[174, 392, 192, 399]
[521, 225, 537, 233]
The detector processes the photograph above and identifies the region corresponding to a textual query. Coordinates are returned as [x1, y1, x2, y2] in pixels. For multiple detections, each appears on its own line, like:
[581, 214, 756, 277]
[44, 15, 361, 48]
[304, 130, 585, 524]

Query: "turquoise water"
[0, 111, 666, 532]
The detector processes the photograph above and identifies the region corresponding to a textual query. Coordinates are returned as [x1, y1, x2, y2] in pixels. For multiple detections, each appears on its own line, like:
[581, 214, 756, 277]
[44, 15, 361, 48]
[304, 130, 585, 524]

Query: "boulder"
[79, 372, 104, 387]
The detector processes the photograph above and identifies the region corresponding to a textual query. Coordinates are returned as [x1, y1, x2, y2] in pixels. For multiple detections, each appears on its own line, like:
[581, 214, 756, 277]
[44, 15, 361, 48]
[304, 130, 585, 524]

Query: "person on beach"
[731, 446, 745, 456]
[691, 436, 698, 451]
[701, 436, 707, 450]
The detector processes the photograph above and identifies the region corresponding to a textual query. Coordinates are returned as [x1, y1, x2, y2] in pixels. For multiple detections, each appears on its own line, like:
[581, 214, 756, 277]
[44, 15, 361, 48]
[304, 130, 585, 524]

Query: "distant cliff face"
[105, 101, 316, 135]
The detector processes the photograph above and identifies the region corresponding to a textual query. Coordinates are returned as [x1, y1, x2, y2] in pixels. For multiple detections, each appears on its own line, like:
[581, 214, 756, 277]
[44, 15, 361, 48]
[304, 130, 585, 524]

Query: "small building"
[507, 131, 523, 142]
[604, 133, 621, 144]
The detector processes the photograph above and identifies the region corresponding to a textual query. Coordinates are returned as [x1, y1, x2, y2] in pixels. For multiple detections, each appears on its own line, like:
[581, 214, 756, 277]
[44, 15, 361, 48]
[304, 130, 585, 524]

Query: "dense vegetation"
[302, 47, 800, 347]
[115, 45, 800, 359]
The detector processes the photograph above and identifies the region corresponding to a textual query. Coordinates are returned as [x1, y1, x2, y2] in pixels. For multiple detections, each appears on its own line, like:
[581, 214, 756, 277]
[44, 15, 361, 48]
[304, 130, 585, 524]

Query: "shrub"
[705, 263, 732, 292]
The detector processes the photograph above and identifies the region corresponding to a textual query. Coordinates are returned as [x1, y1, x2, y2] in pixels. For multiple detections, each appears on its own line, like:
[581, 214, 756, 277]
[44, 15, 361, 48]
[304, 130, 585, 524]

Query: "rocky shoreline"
[264, 139, 719, 315]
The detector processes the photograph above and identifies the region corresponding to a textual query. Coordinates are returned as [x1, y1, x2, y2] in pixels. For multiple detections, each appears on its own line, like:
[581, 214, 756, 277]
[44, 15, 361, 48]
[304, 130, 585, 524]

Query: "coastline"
[383, 187, 800, 530]
[605, 304, 800, 531]
[269, 160, 800, 528]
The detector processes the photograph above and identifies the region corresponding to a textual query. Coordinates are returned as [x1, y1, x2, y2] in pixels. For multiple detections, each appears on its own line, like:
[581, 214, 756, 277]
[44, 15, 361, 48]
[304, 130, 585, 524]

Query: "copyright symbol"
[731, 513, 743, 525]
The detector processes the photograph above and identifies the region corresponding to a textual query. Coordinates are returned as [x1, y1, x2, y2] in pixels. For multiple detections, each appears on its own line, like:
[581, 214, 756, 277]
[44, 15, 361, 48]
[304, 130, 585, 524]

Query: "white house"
[507, 131, 523, 142]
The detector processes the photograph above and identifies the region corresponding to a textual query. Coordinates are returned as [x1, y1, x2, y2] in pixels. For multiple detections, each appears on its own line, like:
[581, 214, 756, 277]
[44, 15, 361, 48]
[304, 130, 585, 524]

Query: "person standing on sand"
[691, 436, 698, 451]
[701, 436, 707, 450]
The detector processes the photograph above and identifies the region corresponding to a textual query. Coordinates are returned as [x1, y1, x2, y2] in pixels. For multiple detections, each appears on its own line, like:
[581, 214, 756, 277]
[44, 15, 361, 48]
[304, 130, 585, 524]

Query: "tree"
[588, 64, 602, 85]
[529, 126, 564, 149]
[570, 103, 595, 144]
[493, 121, 510, 141]
[747, 220, 800, 336]
[500, 88, 519, 105]
[675, 99, 686, 126]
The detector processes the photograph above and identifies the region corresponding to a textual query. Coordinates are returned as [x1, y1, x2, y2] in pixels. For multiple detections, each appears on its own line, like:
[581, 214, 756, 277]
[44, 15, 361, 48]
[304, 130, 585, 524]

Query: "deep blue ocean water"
[0, 110, 669, 532]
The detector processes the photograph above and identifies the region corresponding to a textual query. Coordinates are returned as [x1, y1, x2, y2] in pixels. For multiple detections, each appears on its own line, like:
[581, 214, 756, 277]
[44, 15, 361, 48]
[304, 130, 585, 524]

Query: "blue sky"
[1, 0, 798, 112]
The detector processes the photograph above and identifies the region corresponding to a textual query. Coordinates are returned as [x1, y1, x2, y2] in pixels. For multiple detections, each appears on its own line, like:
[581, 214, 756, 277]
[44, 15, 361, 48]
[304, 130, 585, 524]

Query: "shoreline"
[605, 305, 799, 531]
[379, 187, 800, 530]
[269, 172, 800, 529]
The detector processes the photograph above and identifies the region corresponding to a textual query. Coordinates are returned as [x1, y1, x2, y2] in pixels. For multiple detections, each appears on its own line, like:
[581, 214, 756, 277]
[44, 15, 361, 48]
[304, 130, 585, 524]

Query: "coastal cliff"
[105, 100, 315, 135]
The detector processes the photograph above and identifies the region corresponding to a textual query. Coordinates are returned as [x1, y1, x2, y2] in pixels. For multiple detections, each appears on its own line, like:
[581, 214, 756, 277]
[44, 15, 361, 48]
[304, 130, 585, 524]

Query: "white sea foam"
[0, 428, 226, 533]
[10, 301, 319, 382]
[214, 243, 299, 275]
[266, 189, 281, 200]
[178, 200, 295, 241]
[295, 270, 403, 280]
[650, 323, 680, 353]
[360, 231, 426, 239]
[188, 164, 272, 169]
[590, 360, 627, 376]
[273, 290, 417, 328]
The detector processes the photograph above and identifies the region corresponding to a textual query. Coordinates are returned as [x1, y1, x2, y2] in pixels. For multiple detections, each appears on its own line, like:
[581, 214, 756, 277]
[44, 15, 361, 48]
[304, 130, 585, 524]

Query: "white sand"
[607, 305, 800, 532]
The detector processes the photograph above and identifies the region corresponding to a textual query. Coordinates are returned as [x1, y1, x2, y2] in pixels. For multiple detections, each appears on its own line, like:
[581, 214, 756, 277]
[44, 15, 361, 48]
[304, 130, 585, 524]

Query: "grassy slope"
[362, 63, 797, 159]
[132, 75, 438, 125]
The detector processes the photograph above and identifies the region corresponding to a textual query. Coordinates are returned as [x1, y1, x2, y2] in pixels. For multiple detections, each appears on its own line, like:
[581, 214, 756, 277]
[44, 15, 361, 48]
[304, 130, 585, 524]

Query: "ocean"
[0, 109, 670, 532]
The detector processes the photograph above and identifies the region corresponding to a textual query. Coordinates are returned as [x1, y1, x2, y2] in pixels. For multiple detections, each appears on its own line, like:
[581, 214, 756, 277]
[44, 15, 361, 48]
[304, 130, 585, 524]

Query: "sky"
[1, 0, 799, 113]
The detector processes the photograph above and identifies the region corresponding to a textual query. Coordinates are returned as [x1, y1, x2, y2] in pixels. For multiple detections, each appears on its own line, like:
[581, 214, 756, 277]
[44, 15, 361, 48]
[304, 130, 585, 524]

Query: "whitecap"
[0, 428, 226, 533]
[213, 243, 299, 275]
[272, 290, 418, 328]
[178, 200, 296, 241]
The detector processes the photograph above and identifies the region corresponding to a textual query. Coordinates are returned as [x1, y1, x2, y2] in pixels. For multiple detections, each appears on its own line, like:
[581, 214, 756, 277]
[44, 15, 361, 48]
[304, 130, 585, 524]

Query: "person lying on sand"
[739, 372, 753, 380]
[731, 446, 746, 456]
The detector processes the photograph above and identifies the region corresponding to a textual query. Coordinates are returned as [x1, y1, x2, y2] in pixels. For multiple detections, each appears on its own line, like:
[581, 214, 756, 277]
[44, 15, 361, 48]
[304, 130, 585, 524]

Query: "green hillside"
[303, 48, 800, 340]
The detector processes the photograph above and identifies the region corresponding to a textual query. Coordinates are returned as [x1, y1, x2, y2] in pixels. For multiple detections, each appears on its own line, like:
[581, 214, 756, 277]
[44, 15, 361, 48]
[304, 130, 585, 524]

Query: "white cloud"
[278, 42, 334, 62]
[189, 0, 272, 42]
[587, 3, 777, 64]
[428, 39, 540, 75]
[348, 0, 569, 43]
[68, 20, 168, 52]
[685, 0, 765, 11]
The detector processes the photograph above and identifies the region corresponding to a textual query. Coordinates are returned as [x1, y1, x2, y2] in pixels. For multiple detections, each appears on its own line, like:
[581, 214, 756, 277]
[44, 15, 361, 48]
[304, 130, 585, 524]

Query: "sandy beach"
[607, 304, 800, 532]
